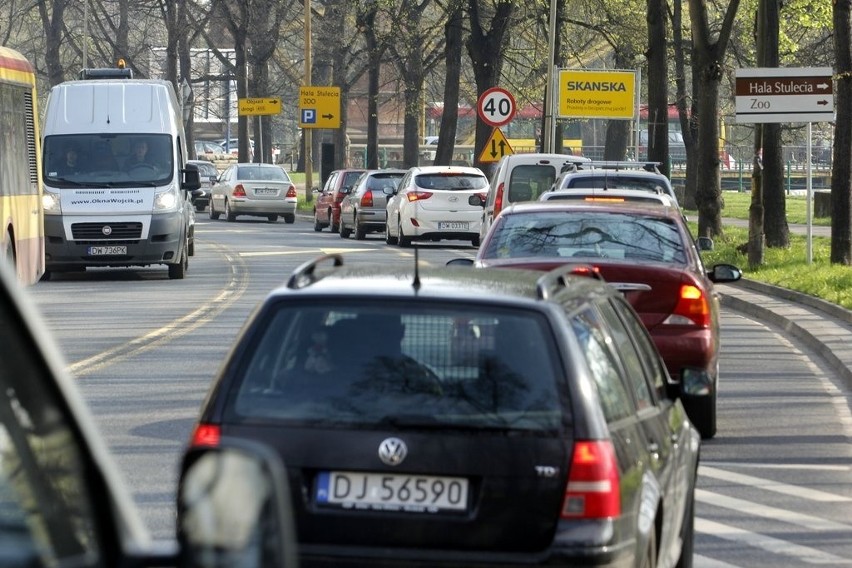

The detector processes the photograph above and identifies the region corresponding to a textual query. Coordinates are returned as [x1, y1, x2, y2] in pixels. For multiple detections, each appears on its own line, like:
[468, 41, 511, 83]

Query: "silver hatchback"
[209, 163, 298, 223]
[339, 169, 406, 239]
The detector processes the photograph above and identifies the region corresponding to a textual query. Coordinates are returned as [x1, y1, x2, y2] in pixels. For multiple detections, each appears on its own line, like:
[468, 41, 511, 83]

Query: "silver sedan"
[209, 163, 297, 223]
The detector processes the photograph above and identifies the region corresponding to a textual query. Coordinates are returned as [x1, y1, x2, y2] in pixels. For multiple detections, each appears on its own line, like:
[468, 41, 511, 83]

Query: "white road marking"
[239, 248, 373, 257]
[701, 462, 850, 472]
[699, 466, 852, 502]
[697, 489, 852, 531]
[696, 518, 850, 564]
[694, 554, 743, 568]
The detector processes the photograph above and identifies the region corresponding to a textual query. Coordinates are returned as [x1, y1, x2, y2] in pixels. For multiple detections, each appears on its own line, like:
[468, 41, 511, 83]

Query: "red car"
[313, 169, 367, 232]
[466, 201, 742, 439]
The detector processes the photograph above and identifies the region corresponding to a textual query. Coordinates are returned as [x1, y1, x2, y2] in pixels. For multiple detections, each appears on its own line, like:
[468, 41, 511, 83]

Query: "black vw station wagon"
[185, 254, 701, 568]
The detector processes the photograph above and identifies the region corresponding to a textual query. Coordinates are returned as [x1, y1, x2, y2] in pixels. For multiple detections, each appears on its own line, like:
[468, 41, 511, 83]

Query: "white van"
[41, 68, 200, 279]
[478, 153, 591, 242]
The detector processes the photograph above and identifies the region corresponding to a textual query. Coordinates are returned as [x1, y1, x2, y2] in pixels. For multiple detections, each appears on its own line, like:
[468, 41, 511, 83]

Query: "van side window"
[0, 302, 103, 566]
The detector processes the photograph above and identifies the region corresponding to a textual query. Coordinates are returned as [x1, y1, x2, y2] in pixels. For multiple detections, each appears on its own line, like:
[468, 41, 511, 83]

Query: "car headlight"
[153, 187, 179, 212]
[42, 190, 61, 215]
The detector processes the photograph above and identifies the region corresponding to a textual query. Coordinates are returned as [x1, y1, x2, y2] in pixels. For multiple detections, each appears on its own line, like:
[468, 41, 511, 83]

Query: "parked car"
[0, 252, 298, 568]
[465, 200, 742, 439]
[543, 161, 681, 207]
[194, 140, 226, 159]
[186, 159, 219, 212]
[386, 165, 488, 247]
[313, 169, 368, 232]
[209, 163, 297, 223]
[339, 168, 407, 239]
[185, 254, 700, 568]
[479, 153, 591, 242]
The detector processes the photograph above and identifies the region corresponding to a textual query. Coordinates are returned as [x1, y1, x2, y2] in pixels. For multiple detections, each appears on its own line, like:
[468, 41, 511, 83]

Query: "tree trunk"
[362, 9, 381, 170]
[831, 0, 852, 264]
[434, 3, 464, 166]
[38, 0, 66, 86]
[646, 0, 670, 178]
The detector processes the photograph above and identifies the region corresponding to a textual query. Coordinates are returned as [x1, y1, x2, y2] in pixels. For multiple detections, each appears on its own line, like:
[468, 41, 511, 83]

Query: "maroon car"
[467, 201, 742, 439]
[313, 169, 367, 233]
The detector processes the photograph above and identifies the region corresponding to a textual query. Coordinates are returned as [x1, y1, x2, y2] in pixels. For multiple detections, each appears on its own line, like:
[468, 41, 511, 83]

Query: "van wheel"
[168, 247, 187, 279]
[225, 200, 237, 222]
[284, 214, 295, 224]
[209, 200, 220, 220]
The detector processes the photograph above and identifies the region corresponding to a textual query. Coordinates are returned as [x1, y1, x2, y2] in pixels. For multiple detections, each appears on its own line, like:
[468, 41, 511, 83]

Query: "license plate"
[316, 471, 468, 513]
[255, 188, 277, 195]
[87, 246, 127, 256]
[438, 221, 469, 230]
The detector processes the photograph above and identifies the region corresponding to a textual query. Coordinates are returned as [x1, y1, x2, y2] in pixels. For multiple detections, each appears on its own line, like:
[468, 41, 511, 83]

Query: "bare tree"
[831, 0, 852, 264]
[434, 0, 465, 166]
[646, 0, 669, 178]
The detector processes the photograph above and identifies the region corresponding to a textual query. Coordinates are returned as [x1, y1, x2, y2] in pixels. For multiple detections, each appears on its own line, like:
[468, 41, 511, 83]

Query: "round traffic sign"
[477, 87, 517, 127]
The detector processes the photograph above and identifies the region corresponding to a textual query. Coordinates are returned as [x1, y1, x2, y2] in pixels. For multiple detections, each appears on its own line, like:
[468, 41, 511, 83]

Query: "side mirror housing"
[177, 438, 298, 568]
[182, 163, 201, 191]
[708, 263, 743, 283]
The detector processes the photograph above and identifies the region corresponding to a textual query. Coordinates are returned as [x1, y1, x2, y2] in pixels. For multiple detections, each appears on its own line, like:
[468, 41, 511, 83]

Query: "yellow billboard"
[558, 70, 636, 119]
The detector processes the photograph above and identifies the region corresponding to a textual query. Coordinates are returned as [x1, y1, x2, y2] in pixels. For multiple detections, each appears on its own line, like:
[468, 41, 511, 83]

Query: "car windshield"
[43, 133, 174, 187]
[237, 166, 289, 181]
[415, 173, 488, 190]
[482, 210, 687, 264]
[227, 302, 564, 431]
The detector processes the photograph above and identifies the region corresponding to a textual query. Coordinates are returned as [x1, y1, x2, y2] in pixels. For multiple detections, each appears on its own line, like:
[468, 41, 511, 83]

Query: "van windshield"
[43, 134, 174, 187]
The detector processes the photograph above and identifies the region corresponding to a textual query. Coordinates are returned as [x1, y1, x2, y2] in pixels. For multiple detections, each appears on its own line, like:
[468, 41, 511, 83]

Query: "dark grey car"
[185, 255, 701, 568]
[339, 169, 407, 239]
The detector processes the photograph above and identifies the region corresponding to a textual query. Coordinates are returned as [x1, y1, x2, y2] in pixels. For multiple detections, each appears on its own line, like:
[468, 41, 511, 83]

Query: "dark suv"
[313, 169, 367, 232]
[185, 255, 701, 568]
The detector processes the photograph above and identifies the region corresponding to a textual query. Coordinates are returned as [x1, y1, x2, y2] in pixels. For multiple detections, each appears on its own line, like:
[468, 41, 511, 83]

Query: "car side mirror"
[177, 438, 298, 568]
[182, 163, 201, 191]
[708, 263, 743, 283]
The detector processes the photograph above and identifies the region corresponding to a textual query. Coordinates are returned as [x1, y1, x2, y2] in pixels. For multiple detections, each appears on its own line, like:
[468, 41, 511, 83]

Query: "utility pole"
[304, 0, 313, 201]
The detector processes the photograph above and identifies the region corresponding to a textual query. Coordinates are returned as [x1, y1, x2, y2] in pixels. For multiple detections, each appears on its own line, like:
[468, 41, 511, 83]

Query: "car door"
[317, 172, 339, 223]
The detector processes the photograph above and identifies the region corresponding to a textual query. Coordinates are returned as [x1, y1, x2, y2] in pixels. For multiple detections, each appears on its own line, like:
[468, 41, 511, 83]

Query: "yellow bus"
[0, 46, 44, 284]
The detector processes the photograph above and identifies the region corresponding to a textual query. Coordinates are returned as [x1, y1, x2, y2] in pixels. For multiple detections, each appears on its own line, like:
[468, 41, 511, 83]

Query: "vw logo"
[378, 437, 407, 466]
[101, 225, 113, 236]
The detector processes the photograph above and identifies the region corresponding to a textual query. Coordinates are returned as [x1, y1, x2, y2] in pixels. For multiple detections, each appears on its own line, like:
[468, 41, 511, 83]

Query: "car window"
[508, 165, 557, 201]
[323, 173, 338, 192]
[596, 301, 655, 411]
[226, 302, 565, 431]
[414, 173, 487, 191]
[481, 210, 687, 264]
[237, 166, 287, 181]
[570, 306, 634, 422]
[611, 299, 668, 399]
[341, 172, 363, 190]
[0, 297, 104, 566]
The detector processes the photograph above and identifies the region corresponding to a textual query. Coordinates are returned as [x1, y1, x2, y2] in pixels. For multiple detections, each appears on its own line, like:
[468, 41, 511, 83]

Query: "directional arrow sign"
[299, 86, 341, 129]
[238, 97, 281, 116]
[735, 67, 834, 123]
[478, 128, 514, 163]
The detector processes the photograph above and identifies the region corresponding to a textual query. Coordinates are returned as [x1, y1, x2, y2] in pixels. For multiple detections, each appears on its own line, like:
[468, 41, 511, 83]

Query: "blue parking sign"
[302, 109, 316, 124]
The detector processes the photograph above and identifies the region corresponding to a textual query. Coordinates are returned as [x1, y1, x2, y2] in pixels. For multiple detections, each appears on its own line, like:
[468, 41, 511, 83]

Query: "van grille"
[72, 222, 143, 240]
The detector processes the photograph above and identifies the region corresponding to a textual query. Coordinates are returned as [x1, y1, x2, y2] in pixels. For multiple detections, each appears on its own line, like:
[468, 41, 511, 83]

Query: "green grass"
[688, 192, 852, 310]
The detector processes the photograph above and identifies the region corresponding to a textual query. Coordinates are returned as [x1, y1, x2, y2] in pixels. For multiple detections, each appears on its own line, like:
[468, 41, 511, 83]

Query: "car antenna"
[413, 245, 421, 291]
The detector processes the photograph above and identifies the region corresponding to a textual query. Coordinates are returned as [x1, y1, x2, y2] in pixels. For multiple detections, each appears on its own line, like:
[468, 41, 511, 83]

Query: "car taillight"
[286, 184, 297, 198]
[190, 423, 221, 447]
[562, 440, 620, 519]
[233, 184, 247, 197]
[494, 182, 505, 215]
[406, 191, 433, 202]
[361, 192, 374, 207]
[664, 283, 710, 327]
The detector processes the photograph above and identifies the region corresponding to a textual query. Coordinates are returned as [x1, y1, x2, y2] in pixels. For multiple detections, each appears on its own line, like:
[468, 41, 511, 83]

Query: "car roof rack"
[536, 264, 605, 300]
[560, 160, 662, 174]
[287, 254, 344, 289]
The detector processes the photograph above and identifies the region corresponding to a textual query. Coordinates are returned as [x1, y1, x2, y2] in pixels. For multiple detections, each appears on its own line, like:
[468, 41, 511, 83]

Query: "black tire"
[268, 214, 278, 223]
[691, 391, 717, 440]
[385, 222, 398, 245]
[40, 269, 52, 282]
[339, 218, 352, 238]
[168, 246, 187, 279]
[398, 221, 412, 248]
[313, 211, 323, 231]
[225, 200, 237, 222]
[284, 214, 295, 224]
[188, 233, 195, 257]
[329, 209, 338, 233]
[195, 202, 205, 213]
[209, 199, 220, 220]
[355, 220, 367, 240]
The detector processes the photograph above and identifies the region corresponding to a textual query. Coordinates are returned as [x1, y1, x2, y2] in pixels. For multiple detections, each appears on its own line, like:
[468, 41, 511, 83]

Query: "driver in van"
[126, 140, 153, 168]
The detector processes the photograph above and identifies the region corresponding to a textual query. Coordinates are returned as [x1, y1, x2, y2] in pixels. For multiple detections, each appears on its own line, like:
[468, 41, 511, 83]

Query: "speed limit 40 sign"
[477, 87, 517, 127]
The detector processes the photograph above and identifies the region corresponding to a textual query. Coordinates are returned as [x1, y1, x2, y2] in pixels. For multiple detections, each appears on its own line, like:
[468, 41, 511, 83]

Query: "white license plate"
[316, 471, 468, 512]
[438, 221, 469, 230]
[87, 246, 127, 256]
[255, 188, 277, 195]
